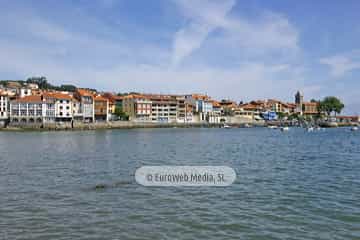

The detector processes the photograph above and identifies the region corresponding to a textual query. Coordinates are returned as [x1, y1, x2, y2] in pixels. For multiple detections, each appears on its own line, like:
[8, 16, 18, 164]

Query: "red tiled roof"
[43, 92, 72, 100]
[94, 95, 108, 101]
[76, 89, 93, 97]
[14, 95, 43, 103]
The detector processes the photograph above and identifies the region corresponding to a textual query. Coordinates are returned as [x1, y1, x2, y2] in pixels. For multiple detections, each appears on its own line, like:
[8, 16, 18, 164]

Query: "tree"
[277, 112, 286, 120]
[114, 106, 129, 120]
[319, 96, 344, 117]
[26, 76, 51, 89]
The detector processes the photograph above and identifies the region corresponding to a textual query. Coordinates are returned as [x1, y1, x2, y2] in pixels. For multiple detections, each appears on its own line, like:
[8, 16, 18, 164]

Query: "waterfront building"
[219, 100, 238, 116]
[43, 92, 73, 122]
[294, 91, 319, 116]
[235, 103, 262, 121]
[10, 95, 55, 123]
[302, 102, 318, 115]
[149, 94, 177, 123]
[185, 94, 214, 122]
[72, 98, 83, 121]
[101, 93, 117, 120]
[0, 91, 9, 121]
[74, 89, 94, 122]
[94, 95, 109, 121]
[336, 116, 360, 123]
[122, 94, 152, 122]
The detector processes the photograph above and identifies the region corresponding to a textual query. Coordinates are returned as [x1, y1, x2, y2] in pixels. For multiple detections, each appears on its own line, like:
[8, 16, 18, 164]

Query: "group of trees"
[317, 96, 344, 117]
[114, 106, 129, 120]
[26, 76, 79, 92]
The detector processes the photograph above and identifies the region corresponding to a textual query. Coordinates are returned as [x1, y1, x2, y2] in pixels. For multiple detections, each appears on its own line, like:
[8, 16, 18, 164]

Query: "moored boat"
[280, 126, 289, 131]
[350, 126, 358, 131]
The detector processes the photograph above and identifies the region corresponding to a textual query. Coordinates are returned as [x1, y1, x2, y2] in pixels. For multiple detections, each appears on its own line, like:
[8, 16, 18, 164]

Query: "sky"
[1, 0, 360, 114]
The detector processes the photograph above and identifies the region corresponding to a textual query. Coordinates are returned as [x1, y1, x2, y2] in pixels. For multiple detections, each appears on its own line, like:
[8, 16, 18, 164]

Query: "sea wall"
[5, 120, 266, 131]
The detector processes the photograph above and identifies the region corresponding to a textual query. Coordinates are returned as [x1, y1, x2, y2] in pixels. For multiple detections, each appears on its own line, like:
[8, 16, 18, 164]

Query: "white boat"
[268, 125, 278, 129]
[280, 126, 289, 131]
[307, 127, 314, 132]
[351, 126, 359, 131]
[223, 124, 231, 129]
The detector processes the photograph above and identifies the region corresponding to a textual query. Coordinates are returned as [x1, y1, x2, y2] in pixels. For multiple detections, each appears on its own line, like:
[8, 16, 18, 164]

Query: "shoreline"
[0, 121, 357, 132]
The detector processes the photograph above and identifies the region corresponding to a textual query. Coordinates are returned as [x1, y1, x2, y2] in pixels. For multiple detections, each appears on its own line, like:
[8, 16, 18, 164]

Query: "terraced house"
[0, 90, 9, 121]
[122, 94, 152, 122]
[94, 95, 109, 121]
[43, 92, 73, 122]
[74, 89, 94, 122]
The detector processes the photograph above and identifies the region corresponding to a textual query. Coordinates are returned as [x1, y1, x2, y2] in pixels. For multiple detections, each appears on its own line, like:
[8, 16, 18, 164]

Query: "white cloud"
[171, 1, 299, 65]
[172, 0, 236, 65]
[320, 50, 360, 77]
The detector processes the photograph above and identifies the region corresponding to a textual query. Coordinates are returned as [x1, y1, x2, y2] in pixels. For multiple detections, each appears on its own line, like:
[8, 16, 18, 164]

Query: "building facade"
[0, 91, 9, 120]
[10, 95, 55, 123]
[74, 89, 94, 122]
[94, 95, 109, 121]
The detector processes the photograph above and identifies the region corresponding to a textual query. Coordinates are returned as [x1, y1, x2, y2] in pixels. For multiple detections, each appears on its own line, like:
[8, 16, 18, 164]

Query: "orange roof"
[239, 103, 259, 110]
[94, 95, 108, 101]
[211, 100, 221, 108]
[43, 92, 72, 100]
[123, 94, 147, 99]
[76, 89, 93, 97]
[14, 95, 43, 103]
[191, 94, 210, 100]
[113, 95, 124, 100]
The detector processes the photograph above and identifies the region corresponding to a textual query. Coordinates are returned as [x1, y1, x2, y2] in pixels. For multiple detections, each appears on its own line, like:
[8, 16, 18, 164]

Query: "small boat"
[268, 125, 278, 129]
[280, 126, 289, 131]
[223, 124, 231, 129]
[307, 127, 314, 132]
[351, 126, 359, 131]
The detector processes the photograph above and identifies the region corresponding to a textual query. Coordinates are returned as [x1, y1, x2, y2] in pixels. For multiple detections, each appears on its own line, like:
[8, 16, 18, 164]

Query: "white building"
[43, 92, 73, 121]
[19, 88, 32, 98]
[10, 95, 55, 123]
[74, 89, 94, 122]
[0, 91, 9, 120]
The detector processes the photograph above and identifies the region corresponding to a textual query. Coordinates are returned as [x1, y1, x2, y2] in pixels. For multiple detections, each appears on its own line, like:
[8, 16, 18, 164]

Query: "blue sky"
[1, 0, 360, 114]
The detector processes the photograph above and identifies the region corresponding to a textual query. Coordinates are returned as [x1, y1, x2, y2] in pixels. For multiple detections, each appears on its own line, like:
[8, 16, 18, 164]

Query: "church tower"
[295, 91, 303, 114]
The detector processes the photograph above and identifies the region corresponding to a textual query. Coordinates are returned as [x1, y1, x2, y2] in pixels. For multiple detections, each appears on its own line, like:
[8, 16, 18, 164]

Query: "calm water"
[0, 128, 359, 240]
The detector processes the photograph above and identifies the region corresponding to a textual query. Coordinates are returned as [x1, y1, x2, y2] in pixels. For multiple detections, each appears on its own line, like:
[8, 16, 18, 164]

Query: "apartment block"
[10, 95, 55, 123]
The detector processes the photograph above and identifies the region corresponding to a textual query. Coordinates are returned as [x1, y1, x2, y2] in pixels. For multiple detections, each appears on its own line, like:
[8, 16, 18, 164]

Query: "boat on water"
[223, 124, 231, 129]
[351, 126, 359, 131]
[268, 125, 278, 129]
[280, 126, 289, 131]
[307, 127, 314, 132]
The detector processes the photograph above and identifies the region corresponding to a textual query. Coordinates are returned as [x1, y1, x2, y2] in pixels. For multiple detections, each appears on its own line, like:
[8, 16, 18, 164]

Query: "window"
[66, 106, 70, 110]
